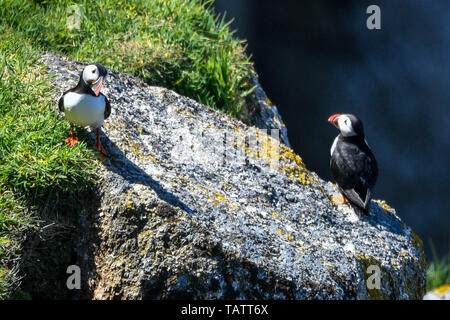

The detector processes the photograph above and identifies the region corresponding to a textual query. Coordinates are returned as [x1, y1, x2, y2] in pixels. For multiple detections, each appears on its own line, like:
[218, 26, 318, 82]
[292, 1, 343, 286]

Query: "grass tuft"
[0, 0, 255, 117]
[426, 241, 450, 292]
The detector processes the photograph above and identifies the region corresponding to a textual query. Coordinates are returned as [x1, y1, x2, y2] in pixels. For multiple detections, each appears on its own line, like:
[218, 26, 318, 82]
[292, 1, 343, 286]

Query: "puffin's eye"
[92, 69, 96, 74]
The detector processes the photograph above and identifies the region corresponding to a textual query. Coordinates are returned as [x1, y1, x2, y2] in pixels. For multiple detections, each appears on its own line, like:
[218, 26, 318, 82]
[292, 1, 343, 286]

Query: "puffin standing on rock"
[58, 63, 110, 156]
[328, 114, 378, 217]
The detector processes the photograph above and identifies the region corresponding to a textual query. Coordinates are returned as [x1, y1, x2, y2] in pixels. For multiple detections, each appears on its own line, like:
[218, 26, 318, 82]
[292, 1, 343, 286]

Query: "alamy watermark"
[168, 127, 281, 169]
[66, 265, 81, 290]
[366, 264, 381, 290]
[366, 5, 381, 30]
[66, 5, 81, 30]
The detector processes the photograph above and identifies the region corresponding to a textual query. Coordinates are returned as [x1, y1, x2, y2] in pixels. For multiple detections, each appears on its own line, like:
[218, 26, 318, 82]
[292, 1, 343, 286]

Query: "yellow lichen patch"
[145, 155, 157, 163]
[128, 140, 143, 158]
[168, 275, 178, 286]
[322, 257, 335, 269]
[271, 210, 283, 220]
[433, 284, 450, 295]
[121, 134, 158, 165]
[373, 199, 396, 213]
[207, 191, 238, 211]
[393, 249, 416, 270]
[209, 192, 227, 205]
[174, 107, 187, 115]
[390, 260, 401, 270]
[239, 128, 278, 168]
[276, 228, 288, 240]
[278, 144, 315, 185]
[171, 174, 239, 211]
[230, 126, 317, 186]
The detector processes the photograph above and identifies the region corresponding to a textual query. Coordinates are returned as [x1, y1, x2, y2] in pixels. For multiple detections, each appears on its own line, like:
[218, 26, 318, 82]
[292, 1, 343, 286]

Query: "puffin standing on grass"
[328, 114, 378, 216]
[58, 63, 110, 156]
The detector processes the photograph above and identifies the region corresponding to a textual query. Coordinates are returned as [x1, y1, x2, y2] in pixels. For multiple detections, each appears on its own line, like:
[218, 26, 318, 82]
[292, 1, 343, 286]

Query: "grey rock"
[37, 52, 425, 300]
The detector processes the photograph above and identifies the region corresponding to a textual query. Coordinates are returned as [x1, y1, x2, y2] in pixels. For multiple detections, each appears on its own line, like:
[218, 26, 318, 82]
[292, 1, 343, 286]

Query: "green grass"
[426, 241, 450, 292]
[0, 27, 95, 298]
[0, 0, 255, 118]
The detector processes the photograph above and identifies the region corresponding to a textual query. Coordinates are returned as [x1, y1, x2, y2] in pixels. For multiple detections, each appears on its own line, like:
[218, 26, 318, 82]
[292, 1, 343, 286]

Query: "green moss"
[410, 230, 426, 270]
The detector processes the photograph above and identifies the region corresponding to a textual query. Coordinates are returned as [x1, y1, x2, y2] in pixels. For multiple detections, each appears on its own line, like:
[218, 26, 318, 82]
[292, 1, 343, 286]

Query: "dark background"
[214, 0, 449, 259]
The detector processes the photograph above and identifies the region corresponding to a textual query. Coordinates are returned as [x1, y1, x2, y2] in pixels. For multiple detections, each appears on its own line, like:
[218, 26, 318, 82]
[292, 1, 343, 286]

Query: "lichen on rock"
[32, 52, 426, 300]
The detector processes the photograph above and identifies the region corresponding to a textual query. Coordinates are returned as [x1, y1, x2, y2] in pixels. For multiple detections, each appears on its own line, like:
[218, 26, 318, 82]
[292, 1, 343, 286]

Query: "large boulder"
[34, 52, 425, 299]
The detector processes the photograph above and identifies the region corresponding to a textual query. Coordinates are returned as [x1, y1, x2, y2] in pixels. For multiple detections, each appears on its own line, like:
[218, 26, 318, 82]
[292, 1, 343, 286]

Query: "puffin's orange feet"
[331, 194, 349, 205]
[95, 128, 108, 156]
[95, 141, 108, 157]
[64, 135, 79, 147]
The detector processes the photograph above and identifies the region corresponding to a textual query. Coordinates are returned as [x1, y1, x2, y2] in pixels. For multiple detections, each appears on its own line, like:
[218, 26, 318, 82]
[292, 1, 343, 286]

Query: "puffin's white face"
[82, 64, 100, 84]
[82, 64, 104, 96]
[336, 115, 357, 137]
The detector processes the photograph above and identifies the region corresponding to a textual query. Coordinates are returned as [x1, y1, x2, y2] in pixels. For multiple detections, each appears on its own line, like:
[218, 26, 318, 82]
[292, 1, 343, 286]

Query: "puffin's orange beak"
[328, 114, 341, 128]
[92, 77, 103, 96]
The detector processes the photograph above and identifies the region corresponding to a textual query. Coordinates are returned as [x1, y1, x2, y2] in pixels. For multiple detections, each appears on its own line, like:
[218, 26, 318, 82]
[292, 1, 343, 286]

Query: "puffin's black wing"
[58, 95, 64, 112]
[330, 138, 378, 211]
[358, 146, 378, 207]
[331, 154, 367, 210]
[102, 93, 111, 119]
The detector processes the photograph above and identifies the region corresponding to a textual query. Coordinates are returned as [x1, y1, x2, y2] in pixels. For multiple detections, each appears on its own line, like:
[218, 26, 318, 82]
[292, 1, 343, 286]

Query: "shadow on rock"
[17, 186, 102, 300]
[366, 202, 405, 235]
[99, 133, 193, 215]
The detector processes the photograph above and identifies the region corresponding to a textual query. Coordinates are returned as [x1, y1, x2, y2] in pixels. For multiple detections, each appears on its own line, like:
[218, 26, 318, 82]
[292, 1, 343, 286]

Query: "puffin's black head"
[328, 113, 365, 138]
[80, 63, 108, 96]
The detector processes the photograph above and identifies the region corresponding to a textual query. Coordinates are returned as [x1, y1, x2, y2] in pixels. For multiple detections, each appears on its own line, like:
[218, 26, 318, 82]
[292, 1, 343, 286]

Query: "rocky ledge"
[23, 52, 425, 299]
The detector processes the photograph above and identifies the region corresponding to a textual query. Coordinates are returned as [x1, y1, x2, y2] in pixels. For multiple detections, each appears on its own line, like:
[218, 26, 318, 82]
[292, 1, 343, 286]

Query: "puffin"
[58, 63, 110, 156]
[328, 114, 378, 216]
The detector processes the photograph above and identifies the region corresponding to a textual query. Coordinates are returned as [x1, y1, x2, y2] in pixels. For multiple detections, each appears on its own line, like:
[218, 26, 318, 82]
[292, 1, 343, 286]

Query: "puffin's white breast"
[63, 92, 105, 128]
